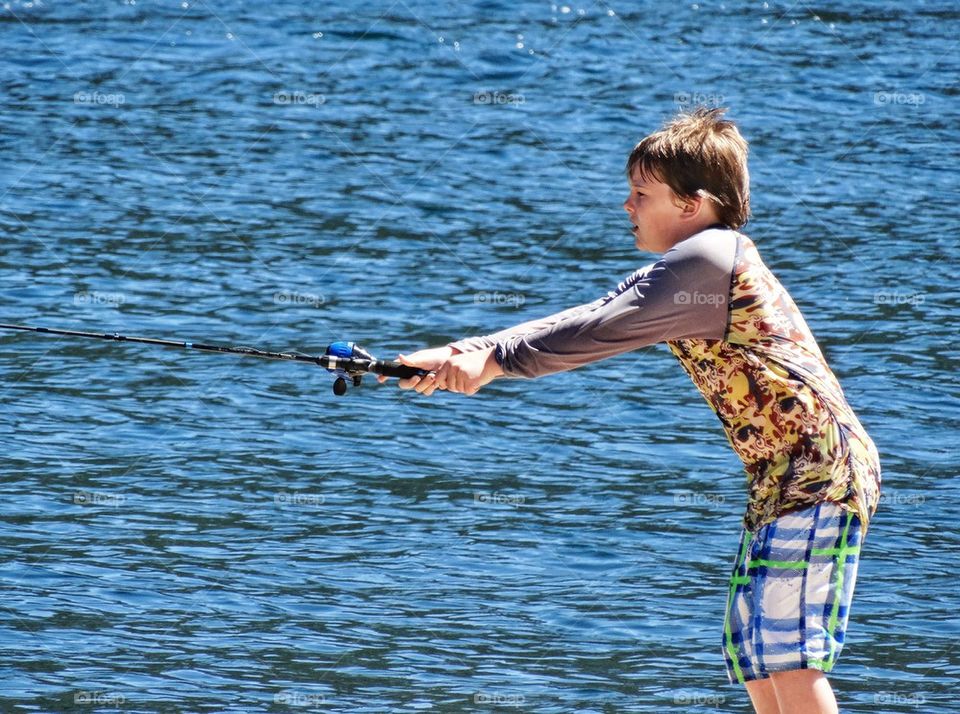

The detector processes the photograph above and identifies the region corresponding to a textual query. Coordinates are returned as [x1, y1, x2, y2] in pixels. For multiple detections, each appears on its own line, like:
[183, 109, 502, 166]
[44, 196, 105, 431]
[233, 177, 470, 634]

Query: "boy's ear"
[674, 192, 704, 217]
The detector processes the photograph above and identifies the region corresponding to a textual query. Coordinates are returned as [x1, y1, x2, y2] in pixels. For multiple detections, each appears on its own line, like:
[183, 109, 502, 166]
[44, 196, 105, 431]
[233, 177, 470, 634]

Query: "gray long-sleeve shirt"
[449, 227, 737, 377]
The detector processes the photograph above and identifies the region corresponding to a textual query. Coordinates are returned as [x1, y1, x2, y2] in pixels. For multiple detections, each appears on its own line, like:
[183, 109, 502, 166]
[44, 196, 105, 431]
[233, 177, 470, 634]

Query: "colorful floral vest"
[667, 235, 881, 530]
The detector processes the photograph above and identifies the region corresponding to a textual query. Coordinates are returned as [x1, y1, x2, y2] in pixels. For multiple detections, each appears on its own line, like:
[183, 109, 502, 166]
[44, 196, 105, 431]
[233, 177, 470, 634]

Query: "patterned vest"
[667, 234, 882, 531]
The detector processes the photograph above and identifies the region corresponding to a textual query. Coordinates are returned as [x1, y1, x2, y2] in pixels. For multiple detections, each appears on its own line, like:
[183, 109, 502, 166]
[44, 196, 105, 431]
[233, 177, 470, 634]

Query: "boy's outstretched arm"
[387, 228, 736, 396]
[378, 261, 666, 395]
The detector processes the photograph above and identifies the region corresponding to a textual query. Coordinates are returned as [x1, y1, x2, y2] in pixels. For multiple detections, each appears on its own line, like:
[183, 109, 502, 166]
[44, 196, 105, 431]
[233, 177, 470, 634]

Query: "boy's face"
[623, 168, 692, 254]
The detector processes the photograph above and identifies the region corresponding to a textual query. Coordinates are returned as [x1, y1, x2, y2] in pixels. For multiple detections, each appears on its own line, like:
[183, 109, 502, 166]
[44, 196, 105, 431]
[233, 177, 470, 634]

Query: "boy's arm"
[447, 263, 660, 354]
[387, 264, 659, 395]
[494, 229, 737, 379]
[401, 228, 737, 395]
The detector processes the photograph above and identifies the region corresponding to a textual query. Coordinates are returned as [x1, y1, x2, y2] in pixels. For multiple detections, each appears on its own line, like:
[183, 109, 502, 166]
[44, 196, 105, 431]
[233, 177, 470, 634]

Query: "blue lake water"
[1, 1, 958, 711]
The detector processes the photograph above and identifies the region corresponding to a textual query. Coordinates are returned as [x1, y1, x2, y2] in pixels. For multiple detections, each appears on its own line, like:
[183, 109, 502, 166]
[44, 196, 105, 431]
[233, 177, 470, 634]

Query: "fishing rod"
[0, 322, 426, 396]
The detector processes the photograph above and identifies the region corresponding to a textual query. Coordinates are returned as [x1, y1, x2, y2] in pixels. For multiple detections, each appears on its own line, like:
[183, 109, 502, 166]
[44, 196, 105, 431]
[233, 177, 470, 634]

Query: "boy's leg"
[769, 669, 837, 714]
[744, 678, 779, 714]
[724, 502, 863, 714]
[723, 528, 770, 699]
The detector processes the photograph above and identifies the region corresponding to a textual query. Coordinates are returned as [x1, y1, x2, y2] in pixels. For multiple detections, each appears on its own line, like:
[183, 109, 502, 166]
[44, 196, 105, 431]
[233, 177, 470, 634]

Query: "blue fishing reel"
[323, 341, 427, 396]
[324, 341, 373, 396]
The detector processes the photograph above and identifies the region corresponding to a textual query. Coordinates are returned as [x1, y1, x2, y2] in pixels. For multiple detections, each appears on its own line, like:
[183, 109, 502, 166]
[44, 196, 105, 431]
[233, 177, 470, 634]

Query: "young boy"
[381, 108, 881, 714]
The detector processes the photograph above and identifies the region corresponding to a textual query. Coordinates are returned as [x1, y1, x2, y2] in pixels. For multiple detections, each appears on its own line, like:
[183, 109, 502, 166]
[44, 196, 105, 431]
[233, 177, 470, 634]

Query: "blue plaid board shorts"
[723, 501, 864, 683]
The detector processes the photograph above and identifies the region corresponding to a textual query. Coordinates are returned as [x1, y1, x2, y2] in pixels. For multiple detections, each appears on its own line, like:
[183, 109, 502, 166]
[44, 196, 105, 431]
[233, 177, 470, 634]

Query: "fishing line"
[0, 322, 424, 396]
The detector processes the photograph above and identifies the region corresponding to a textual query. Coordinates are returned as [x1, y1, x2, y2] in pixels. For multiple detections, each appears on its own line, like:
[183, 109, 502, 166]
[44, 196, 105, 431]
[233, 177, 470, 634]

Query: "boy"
[381, 108, 881, 714]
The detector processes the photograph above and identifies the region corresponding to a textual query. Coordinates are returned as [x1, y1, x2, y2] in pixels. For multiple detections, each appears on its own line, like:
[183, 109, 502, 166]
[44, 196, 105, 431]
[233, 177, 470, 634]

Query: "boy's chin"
[634, 232, 672, 253]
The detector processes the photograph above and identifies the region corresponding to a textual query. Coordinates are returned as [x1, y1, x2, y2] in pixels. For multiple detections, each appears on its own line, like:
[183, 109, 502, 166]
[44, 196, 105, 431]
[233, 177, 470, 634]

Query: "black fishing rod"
[0, 322, 426, 396]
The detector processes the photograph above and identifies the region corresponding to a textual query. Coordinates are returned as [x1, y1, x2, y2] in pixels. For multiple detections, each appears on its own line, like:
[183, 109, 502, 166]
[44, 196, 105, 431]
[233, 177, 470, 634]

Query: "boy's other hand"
[433, 346, 502, 396]
[377, 345, 459, 394]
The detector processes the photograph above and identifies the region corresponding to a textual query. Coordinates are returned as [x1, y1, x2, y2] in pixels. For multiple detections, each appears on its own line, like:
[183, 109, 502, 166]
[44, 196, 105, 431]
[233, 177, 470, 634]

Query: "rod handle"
[377, 361, 429, 379]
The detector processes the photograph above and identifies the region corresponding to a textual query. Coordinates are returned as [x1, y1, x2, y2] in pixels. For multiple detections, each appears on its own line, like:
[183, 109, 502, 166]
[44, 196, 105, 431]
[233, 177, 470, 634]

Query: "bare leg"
[770, 669, 838, 714]
[745, 678, 780, 714]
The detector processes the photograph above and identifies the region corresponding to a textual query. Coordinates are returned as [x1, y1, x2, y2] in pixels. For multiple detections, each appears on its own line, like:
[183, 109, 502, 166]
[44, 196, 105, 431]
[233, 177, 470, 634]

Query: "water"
[1, 1, 957, 711]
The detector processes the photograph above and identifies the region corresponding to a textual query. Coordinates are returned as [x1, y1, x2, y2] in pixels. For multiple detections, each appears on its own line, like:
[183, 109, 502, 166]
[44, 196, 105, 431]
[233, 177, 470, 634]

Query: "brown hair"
[626, 107, 750, 228]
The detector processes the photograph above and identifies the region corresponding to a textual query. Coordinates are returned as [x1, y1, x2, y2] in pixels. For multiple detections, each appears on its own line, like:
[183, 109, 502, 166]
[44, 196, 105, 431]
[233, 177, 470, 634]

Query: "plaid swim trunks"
[723, 501, 864, 683]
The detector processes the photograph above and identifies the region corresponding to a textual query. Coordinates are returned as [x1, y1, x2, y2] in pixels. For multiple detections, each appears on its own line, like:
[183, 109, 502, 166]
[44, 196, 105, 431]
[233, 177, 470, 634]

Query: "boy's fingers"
[445, 372, 460, 393]
[413, 372, 437, 394]
[397, 375, 421, 390]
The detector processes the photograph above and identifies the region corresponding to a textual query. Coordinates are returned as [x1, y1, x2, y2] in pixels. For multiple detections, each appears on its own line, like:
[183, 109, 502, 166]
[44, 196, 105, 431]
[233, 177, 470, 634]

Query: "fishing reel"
[323, 341, 425, 396]
[324, 341, 374, 396]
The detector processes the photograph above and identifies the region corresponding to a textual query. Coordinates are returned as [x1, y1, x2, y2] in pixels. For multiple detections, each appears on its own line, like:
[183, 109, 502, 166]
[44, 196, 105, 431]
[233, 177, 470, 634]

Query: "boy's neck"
[666, 219, 729, 251]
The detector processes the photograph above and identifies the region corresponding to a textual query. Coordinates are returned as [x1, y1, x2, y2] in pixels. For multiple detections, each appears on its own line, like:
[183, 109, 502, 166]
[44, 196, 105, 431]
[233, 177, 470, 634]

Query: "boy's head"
[623, 107, 750, 253]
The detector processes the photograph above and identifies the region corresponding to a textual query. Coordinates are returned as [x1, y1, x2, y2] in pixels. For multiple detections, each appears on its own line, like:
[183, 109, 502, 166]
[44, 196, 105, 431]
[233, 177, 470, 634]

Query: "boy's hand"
[377, 345, 503, 396]
[433, 346, 503, 396]
[376, 345, 459, 394]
